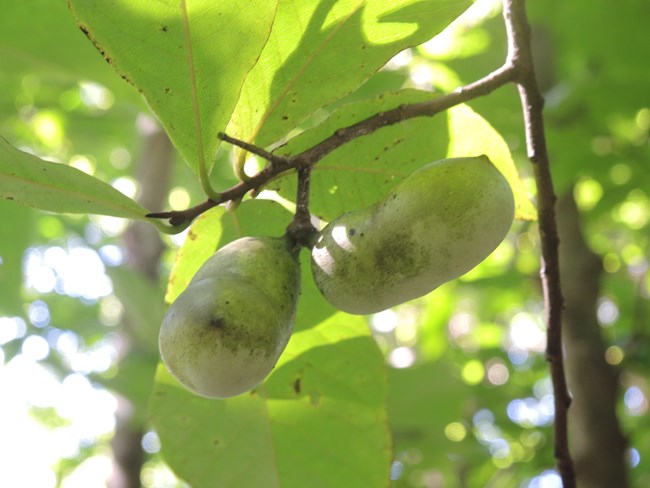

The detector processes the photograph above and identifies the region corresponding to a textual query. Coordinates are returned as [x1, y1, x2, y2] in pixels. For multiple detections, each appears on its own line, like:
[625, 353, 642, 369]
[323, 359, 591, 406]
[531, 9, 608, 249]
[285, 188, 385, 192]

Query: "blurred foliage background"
[0, 0, 648, 487]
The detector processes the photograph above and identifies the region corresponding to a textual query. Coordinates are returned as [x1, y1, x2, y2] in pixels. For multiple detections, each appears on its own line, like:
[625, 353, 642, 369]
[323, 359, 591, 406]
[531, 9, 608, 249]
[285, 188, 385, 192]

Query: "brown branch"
[218, 132, 289, 167]
[503, 0, 575, 486]
[298, 63, 516, 163]
[147, 64, 516, 228]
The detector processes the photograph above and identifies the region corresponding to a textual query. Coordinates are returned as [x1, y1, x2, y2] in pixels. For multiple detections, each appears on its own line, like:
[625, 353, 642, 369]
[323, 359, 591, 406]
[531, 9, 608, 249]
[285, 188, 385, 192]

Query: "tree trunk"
[556, 190, 629, 488]
[108, 126, 173, 488]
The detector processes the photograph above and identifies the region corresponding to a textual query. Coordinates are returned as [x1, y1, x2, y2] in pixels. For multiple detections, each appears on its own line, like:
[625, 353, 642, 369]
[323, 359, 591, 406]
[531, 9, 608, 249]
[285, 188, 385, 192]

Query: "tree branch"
[503, 1, 575, 486]
[146, 64, 515, 228]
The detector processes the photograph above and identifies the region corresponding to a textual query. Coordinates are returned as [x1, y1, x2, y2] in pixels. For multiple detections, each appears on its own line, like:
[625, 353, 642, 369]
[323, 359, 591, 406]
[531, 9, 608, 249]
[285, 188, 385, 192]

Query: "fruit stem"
[286, 164, 319, 250]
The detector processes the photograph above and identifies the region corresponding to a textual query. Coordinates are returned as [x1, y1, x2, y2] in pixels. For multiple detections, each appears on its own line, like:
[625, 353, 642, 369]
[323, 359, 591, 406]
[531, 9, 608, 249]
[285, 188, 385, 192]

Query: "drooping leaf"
[151, 313, 389, 488]
[67, 0, 278, 175]
[0, 135, 149, 220]
[271, 90, 534, 221]
[228, 0, 472, 148]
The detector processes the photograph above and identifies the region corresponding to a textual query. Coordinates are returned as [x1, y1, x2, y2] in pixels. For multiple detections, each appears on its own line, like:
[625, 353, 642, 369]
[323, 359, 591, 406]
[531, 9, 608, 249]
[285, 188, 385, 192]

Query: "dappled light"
[1, 0, 648, 485]
[24, 245, 113, 299]
[79, 81, 114, 112]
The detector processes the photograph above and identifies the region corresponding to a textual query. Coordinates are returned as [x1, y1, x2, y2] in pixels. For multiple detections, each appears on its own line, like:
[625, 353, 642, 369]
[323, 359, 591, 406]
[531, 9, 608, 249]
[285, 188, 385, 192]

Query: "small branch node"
[286, 165, 319, 249]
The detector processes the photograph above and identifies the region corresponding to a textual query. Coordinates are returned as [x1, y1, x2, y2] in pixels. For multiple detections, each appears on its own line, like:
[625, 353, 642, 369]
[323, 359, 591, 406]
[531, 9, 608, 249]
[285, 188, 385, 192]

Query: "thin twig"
[218, 132, 289, 167]
[503, 0, 575, 486]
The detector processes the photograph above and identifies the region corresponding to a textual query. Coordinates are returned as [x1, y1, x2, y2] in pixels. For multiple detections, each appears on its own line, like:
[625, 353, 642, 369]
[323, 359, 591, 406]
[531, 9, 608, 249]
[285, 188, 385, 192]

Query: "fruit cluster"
[158, 156, 514, 399]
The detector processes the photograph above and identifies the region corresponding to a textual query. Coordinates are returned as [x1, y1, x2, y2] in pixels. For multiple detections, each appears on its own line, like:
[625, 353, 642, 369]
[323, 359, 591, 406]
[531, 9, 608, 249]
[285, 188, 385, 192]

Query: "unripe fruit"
[311, 156, 514, 314]
[159, 236, 300, 399]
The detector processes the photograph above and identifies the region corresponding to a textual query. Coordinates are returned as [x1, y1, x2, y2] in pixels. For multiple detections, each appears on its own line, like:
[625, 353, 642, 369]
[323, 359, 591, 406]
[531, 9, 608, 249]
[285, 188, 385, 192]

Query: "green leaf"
[0, 0, 140, 99]
[447, 104, 537, 221]
[68, 0, 278, 175]
[387, 360, 473, 486]
[151, 313, 390, 488]
[0, 135, 149, 219]
[272, 90, 535, 221]
[155, 198, 387, 485]
[273, 89, 449, 220]
[228, 0, 472, 148]
[164, 206, 226, 304]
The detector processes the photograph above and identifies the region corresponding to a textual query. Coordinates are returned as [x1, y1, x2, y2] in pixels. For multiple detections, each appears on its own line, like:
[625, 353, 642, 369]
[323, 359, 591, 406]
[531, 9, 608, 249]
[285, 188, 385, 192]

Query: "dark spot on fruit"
[213, 438, 220, 445]
[160, 25, 169, 32]
[374, 233, 420, 277]
[210, 317, 225, 328]
[282, 115, 289, 120]
[348, 228, 356, 236]
[293, 378, 301, 394]
[164, 87, 172, 94]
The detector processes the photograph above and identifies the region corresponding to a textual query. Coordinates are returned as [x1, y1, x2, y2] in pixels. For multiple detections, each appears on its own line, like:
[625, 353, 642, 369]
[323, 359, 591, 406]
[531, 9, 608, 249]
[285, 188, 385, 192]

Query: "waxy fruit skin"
[159, 236, 300, 399]
[311, 156, 514, 314]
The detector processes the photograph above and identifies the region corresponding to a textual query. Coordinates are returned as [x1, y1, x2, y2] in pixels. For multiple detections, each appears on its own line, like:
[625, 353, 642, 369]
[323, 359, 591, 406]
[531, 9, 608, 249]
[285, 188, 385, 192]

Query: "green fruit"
[159, 235, 300, 399]
[311, 156, 514, 314]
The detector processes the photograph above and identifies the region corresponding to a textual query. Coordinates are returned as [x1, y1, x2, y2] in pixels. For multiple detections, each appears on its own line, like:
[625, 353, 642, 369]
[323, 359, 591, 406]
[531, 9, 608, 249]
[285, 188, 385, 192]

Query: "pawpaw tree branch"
[146, 64, 516, 228]
[503, 0, 575, 486]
